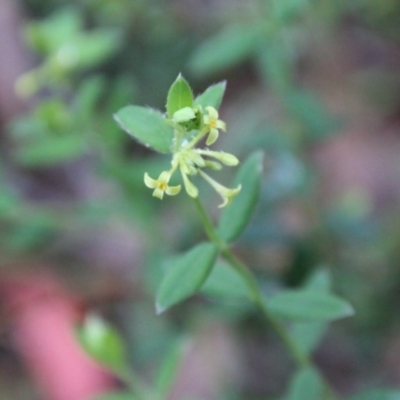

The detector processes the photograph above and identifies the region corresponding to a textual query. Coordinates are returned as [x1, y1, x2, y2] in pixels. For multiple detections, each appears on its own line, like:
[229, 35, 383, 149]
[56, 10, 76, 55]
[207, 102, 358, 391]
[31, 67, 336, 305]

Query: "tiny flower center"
[158, 182, 167, 190]
[209, 119, 217, 128]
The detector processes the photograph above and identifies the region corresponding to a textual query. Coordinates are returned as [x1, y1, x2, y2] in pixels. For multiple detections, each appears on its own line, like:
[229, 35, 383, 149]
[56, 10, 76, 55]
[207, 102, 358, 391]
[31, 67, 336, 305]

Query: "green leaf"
[92, 392, 134, 400]
[156, 243, 219, 313]
[189, 24, 263, 76]
[67, 30, 120, 69]
[290, 269, 332, 354]
[218, 151, 263, 243]
[76, 314, 126, 371]
[154, 339, 186, 397]
[166, 74, 194, 118]
[75, 75, 105, 121]
[194, 81, 227, 110]
[201, 261, 250, 301]
[284, 368, 324, 400]
[25, 7, 82, 54]
[348, 389, 400, 400]
[114, 106, 174, 153]
[267, 290, 354, 322]
[17, 136, 85, 166]
[288, 269, 335, 354]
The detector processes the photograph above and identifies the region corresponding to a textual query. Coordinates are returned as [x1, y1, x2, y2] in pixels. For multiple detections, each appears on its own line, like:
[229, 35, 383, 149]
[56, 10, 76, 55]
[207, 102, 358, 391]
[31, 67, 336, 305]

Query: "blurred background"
[1, 0, 400, 399]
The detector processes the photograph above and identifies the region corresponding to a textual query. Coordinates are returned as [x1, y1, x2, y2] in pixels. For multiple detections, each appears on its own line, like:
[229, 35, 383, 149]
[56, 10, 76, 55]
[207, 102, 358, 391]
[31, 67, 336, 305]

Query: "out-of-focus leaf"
[194, 81, 227, 110]
[61, 30, 120, 70]
[17, 136, 85, 166]
[154, 339, 187, 397]
[267, 290, 354, 322]
[156, 243, 218, 313]
[284, 90, 339, 139]
[76, 314, 126, 371]
[290, 268, 331, 355]
[76, 75, 105, 120]
[284, 367, 324, 400]
[189, 24, 264, 76]
[201, 261, 250, 301]
[114, 106, 174, 153]
[273, 0, 316, 23]
[218, 151, 263, 243]
[348, 389, 400, 400]
[25, 7, 82, 54]
[166, 74, 194, 118]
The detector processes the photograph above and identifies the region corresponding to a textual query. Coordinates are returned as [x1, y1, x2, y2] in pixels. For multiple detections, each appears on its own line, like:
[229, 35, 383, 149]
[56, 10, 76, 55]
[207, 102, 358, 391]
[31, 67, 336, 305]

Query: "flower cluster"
[144, 105, 241, 208]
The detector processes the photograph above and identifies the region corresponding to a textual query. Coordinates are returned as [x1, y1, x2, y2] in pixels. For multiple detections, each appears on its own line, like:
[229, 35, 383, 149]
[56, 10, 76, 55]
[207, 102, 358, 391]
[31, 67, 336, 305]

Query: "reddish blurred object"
[0, 273, 115, 400]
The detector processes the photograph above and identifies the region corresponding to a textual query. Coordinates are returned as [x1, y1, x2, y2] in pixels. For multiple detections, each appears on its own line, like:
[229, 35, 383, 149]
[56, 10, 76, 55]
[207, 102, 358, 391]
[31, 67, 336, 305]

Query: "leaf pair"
[156, 151, 263, 313]
[114, 75, 226, 153]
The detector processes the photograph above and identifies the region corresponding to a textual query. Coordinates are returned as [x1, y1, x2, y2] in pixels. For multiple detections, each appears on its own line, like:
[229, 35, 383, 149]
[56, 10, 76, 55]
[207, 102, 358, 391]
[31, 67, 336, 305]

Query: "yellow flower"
[144, 171, 181, 199]
[198, 170, 241, 208]
[203, 106, 226, 146]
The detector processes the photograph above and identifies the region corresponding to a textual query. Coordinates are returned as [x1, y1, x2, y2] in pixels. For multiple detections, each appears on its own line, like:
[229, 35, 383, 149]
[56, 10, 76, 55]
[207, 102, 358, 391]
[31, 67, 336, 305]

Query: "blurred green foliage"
[2, 0, 400, 399]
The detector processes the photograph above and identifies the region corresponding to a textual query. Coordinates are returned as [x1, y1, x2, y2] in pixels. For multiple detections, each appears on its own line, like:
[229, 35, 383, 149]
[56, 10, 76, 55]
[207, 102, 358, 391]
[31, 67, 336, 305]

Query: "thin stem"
[192, 197, 336, 398]
[185, 127, 209, 149]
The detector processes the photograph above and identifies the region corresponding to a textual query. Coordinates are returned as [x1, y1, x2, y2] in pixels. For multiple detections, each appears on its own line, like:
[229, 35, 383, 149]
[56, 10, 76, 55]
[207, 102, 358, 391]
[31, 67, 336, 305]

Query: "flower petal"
[216, 120, 226, 131]
[153, 188, 165, 200]
[181, 171, 198, 198]
[198, 170, 241, 207]
[206, 128, 219, 146]
[144, 173, 157, 189]
[205, 106, 218, 120]
[166, 184, 181, 196]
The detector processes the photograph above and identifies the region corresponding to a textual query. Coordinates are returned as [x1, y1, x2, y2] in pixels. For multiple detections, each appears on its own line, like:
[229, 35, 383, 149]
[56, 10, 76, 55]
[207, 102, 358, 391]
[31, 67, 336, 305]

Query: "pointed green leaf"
[284, 368, 324, 400]
[189, 24, 263, 76]
[68, 30, 120, 69]
[156, 243, 218, 313]
[194, 81, 227, 110]
[114, 105, 174, 153]
[155, 339, 186, 397]
[218, 151, 263, 243]
[17, 136, 85, 166]
[290, 269, 332, 355]
[267, 290, 354, 322]
[76, 314, 126, 371]
[166, 74, 194, 118]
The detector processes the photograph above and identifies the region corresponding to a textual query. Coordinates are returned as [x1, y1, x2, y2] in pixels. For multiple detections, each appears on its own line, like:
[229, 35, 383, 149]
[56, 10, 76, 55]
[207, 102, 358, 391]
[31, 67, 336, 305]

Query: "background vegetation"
[1, 0, 400, 399]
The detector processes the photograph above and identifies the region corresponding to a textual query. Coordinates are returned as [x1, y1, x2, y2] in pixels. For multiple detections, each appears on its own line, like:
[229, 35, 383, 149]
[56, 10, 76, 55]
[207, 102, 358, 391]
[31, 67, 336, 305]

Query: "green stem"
[193, 197, 308, 367]
[192, 197, 337, 398]
[114, 366, 163, 400]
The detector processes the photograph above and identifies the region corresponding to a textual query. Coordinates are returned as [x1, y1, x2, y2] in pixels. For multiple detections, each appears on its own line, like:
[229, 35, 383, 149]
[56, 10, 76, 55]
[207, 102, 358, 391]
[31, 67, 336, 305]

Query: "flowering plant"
[101, 75, 355, 399]
[115, 74, 241, 207]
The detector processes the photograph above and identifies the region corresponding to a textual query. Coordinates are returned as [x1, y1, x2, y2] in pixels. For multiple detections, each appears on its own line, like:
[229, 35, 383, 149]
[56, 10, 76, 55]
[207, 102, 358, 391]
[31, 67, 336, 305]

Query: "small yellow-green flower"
[144, 171, 181, 199]
[203, 106, 226, 146]
[198, 170, 241, 208]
